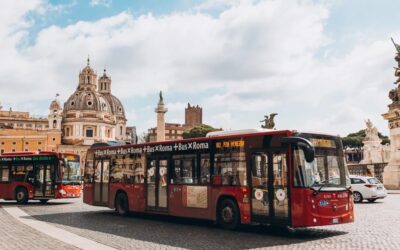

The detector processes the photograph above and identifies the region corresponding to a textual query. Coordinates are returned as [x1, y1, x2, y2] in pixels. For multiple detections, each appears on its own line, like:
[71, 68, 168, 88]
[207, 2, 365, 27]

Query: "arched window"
[53, 120, 57, 129]
[120, 126, 123, 136]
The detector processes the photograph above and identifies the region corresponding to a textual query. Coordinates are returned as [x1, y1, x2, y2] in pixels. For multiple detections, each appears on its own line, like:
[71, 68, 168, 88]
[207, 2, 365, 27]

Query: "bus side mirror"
[298, 142, 315, 163]
[281, 136, 315, 163]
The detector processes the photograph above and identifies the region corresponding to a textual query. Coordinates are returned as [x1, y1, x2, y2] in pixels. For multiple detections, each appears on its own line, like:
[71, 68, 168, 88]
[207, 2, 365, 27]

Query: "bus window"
[252, 153, 268, 187]
[123, 155, 134, 184]
[0, 166, 9, 182]
[200, 154, 210, 184]
[84, 151, 94, 183]
[110, 155, 121, 183]
[214, 151, 246, 186]
[133, 154, 145, 183]
[11, 164, 34, 182]
[172, 154, 196, 184]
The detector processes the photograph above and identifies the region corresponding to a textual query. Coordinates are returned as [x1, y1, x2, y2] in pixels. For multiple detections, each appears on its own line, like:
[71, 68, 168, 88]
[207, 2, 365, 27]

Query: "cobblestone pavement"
[0, 205, 78, 250]
[1, 194, 399, 250]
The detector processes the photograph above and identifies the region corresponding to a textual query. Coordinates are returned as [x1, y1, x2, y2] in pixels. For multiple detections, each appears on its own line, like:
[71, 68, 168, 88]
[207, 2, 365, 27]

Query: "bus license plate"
[332, 218, 339, 224]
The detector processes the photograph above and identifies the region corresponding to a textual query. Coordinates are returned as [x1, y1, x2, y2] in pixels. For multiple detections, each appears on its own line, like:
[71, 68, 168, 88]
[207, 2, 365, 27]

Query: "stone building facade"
[0, 105, 61, 154]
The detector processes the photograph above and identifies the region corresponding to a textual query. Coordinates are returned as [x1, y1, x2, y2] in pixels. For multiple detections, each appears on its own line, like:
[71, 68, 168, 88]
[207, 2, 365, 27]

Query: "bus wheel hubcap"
[17, 192, 24, 200]
[222, 207, 233, 222]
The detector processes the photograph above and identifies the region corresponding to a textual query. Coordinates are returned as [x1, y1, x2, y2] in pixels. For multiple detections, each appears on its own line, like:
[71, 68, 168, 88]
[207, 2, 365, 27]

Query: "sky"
[1, 0, 400, 137]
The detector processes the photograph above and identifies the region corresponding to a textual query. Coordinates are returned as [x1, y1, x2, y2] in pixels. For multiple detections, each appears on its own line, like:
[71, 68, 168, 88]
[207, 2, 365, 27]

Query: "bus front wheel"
[217, 199, 240, 230]
[115, 192, 129, 216]
[15, 187, 28, 205]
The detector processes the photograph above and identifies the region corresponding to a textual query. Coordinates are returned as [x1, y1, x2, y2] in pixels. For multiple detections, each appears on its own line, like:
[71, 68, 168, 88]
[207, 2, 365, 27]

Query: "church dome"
[64, 90, 112, 114]
[102, 93, 126, 120]
[61, 59, 128, 146]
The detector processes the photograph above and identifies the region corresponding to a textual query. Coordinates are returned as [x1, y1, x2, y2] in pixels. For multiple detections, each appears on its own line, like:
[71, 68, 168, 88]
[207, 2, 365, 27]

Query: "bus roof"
[89, 129, 294, 151]
[1, 151, 60, 157]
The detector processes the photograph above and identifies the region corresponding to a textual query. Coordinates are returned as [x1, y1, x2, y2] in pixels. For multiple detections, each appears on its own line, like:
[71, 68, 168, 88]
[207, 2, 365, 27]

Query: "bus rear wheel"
[115, 192, 129, 216]
[15, 187, 28, 205]
[217, 199, 240, 230]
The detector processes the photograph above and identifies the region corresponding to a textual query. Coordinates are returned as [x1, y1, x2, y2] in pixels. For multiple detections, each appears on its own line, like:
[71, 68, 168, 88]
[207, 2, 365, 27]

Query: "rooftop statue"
[260, 113, 277, 129]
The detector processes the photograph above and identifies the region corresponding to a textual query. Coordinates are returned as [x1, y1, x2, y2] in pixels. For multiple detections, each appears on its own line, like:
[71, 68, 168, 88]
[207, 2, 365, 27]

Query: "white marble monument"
[382, 38, 400, 189]
[360, 119, 386, 164]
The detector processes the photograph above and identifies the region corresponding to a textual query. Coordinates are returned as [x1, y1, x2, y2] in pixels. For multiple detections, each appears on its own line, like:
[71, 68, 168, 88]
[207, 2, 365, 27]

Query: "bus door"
[146, 156, 168, 211]
[251, 150, 289, 224]
[34, 162, 55, 198]
[94, 159, 110, 205]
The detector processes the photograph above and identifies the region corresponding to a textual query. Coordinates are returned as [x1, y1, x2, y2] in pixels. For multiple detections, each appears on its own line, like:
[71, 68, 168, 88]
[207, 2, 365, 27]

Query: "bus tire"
[15, 187, 28, 205]
[115, 192, 129, 216]
[217, 198, 240, 230]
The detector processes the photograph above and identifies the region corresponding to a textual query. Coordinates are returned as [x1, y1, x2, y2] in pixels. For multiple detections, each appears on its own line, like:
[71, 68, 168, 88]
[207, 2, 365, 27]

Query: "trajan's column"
[382, 38, 400, 189]
[155, 91, 168, 142]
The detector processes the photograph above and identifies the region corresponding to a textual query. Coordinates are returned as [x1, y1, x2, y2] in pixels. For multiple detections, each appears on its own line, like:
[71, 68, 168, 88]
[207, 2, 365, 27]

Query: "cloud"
[0, 0, 396, 136]
[90, 0, 112, 7]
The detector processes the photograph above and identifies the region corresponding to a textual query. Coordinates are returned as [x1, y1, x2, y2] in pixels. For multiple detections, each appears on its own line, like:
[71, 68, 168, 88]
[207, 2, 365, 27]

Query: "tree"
[341, 129, 390, 149]
[138, 132, 150, 143]
[182, 124, 220, 139]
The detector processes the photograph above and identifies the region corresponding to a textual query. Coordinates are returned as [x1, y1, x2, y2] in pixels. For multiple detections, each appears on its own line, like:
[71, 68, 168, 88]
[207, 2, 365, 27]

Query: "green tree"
[341, 129, 390, 148]
[138, 132, 150, 143]
[182, 124, 220, 139]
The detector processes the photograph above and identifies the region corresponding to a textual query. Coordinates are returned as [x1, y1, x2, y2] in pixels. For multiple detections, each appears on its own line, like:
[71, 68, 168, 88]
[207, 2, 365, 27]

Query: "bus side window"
[0, 165, 9, 182]
[172, 154, 196, 184]
[11, 164, 33, 182]
[84, 151, 95, 183]
[214, 151, 246, 186]
[200, 154, 210, 184]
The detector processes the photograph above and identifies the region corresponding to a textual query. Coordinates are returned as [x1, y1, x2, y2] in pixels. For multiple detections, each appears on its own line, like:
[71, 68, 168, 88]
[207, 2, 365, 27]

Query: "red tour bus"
[83, 129, 354, 229]
[0, 151, 81, 204]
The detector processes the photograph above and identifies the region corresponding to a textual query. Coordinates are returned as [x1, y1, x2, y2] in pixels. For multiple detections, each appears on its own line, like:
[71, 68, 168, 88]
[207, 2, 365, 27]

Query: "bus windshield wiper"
[311, 182, 328, 196]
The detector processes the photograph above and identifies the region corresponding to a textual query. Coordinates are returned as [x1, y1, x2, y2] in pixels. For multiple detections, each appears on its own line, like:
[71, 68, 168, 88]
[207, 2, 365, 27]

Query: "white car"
[350, 175, 387, 203]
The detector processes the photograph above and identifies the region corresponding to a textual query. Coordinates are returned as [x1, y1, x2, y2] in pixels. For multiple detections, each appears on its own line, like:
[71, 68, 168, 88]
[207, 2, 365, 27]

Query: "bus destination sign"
[94, 141, 210, 157]
[310, 138, 336, 148]
[0, 156, 55, 162]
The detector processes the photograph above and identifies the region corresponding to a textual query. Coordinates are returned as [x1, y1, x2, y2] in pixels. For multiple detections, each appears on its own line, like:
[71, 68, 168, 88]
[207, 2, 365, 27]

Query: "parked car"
[350, 175, 387, 203]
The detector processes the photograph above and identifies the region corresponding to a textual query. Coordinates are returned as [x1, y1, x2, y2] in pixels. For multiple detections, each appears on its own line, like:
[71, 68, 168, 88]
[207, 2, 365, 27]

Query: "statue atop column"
[155, 91, 167, 142]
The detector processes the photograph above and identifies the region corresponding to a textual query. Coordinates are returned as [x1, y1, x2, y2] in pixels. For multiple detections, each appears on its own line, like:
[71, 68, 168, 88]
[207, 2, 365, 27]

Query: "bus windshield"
[62, 159, 81, 185]
[293, 136, 350, 190]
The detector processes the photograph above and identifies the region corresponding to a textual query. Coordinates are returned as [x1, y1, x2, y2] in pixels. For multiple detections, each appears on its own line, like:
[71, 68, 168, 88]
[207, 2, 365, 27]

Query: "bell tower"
[98, 69, 111, 94]
[78, 57, 97, 91]
[48, 94, 62, 130]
